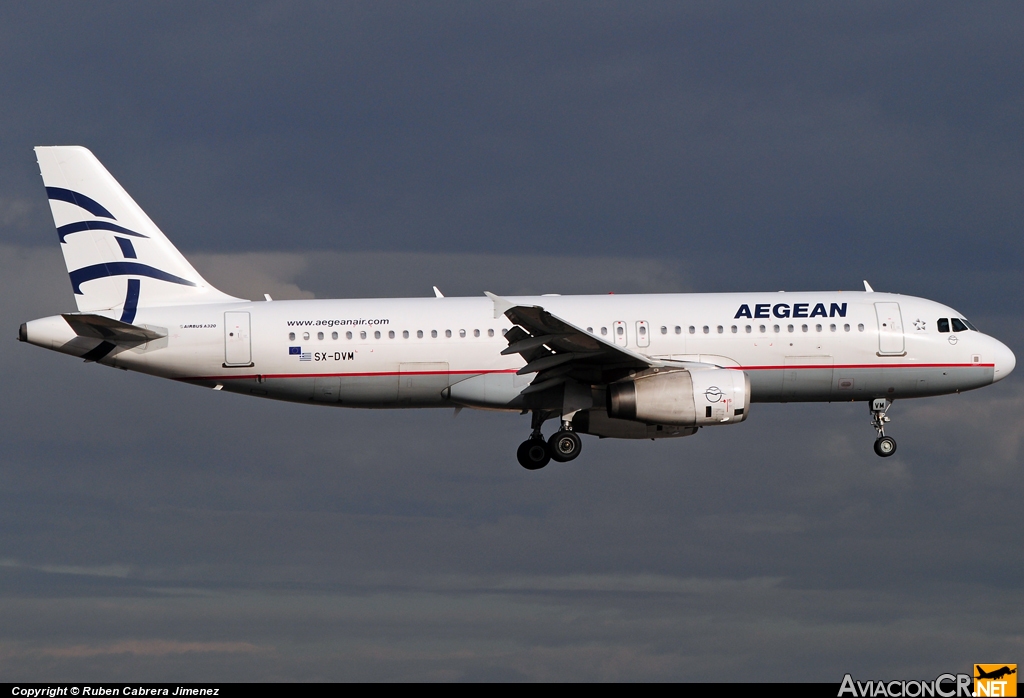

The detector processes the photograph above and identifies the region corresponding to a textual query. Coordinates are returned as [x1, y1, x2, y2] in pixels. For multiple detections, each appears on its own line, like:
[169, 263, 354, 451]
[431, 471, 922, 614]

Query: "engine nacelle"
[607, 368, 750, 427]
[571, 409, 698, 440]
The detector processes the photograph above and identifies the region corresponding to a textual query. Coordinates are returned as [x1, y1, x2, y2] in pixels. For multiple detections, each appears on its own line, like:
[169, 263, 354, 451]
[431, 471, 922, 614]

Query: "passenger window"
[459, 329, 466, 338]
[388, 330, 395, 339]
[474, 329, 480, 337]
[403, 330, 409, 338]
[830, 324, 836, 332]
[587, 327, 593, 333]
[488, 329, 495, 337]
[759, 325, 766, 333]
[801, 324, 808, 332]
[332, 331, 338, 340]
[857, 324, 865, 332]
[745, 325, 751, 333]
[360, 331, 367, 339]
[346, 331, 353, 340]
[937, 318, 950, 333]
[417, 330, 423, 338]
[303, 332, 310, 340]
[731, 325, 737, 333]
[675, 326, 682, 334]
[601, 327, 608, 336]
[431, 330, 437, 338]
[639, 326, 647, 336]
[815, 324, 821, 332]
[288, 332, 295, 341]
[773, 325, 780, 333]
[617, 326, 624, 336]
[660, 326, 667, 335]
[843, 324, 850, 332]
[703, 326, 709, 334]
[445, 330, 452, 338]
[374, 331, 381, 339]
[951, 318, 968, 332]
[716, 325, 723, 334]
[689, 326, 696, 334]
[317, 332, 324, 340]
[787, 324, 794, 333]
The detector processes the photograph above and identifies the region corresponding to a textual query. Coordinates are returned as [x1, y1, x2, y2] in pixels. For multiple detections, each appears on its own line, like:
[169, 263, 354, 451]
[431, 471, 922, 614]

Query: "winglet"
[863, 280, 874, 292]
[433, 286, 444, 298]
[484, 291, 516, 319]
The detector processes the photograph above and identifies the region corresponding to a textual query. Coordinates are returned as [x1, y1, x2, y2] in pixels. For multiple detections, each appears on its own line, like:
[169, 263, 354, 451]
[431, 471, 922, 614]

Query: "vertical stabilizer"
[35, 146, 243, 317]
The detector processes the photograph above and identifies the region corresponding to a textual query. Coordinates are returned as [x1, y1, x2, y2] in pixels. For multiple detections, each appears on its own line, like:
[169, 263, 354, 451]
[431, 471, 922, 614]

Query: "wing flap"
[490, 295, 658, 398]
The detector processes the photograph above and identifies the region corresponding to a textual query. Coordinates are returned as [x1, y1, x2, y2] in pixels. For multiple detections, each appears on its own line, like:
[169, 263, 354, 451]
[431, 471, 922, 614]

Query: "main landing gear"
[870, 398, 897, 458]
[517, 412, 583, 470]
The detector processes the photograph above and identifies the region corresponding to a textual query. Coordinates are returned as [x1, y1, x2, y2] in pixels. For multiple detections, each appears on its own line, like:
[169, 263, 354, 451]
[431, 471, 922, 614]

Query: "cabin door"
[224, 311, 252, 366]
[875, 303, 905, 355]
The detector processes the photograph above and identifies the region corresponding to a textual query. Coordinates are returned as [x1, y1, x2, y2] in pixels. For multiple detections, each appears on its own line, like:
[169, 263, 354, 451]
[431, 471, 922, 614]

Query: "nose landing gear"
[870, 398, 897, 457]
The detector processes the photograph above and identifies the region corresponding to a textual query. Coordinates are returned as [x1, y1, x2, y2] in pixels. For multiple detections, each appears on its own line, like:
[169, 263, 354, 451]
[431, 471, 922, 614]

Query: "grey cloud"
[190, 248, 693, 300]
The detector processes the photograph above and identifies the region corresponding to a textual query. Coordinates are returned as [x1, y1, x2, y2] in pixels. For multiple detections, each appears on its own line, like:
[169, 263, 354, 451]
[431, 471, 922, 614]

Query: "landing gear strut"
[870, 398, 897, 458]
[517, 410, 552, 470]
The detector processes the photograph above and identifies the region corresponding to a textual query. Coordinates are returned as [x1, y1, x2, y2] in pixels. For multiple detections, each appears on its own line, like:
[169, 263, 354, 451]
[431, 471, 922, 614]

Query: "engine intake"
[607, 368, 749, 426]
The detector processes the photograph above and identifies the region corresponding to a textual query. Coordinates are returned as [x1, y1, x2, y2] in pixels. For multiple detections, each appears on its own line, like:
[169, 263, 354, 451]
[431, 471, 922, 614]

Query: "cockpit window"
[937, 318, 950, 333]
[961, 318, 978, 331]
[951, 318, 969, 333]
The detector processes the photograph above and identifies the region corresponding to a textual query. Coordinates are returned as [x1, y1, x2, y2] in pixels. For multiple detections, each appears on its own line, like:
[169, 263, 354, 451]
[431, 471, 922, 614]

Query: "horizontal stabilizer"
[62, 313, 165, 347]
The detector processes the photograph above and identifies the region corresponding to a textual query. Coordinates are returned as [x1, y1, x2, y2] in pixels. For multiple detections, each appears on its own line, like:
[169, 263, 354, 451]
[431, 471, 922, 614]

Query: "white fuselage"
[23, 291, 1015, 411]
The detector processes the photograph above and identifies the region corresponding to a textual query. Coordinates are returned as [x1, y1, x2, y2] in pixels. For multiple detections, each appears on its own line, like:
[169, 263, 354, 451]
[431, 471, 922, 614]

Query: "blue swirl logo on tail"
[68, 262, 197, 295]
[57, 220, 149, 243]
[53, 187, 198, 325]
[45, 187, 116, 219]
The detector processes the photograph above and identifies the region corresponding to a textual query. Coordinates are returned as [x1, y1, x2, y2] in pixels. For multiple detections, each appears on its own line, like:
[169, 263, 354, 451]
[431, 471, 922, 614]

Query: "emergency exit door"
[613, 321, 628, 347]
[224, 311, 252, 366]
[636, 321, 650, 348]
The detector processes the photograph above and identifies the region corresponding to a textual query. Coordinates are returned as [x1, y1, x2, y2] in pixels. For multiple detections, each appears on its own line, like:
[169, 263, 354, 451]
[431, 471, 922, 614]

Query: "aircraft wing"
[487, 293, 658, 397]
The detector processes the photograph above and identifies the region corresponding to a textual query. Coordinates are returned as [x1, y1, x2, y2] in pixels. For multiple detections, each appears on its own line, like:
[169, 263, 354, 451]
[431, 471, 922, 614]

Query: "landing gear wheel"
[874, 436, 897, 458]
[517, 438, 551, 470]
[548, 430, 582, 462]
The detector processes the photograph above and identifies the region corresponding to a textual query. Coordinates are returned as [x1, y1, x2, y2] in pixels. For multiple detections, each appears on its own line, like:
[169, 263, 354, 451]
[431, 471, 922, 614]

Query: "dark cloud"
[1, 1, 1022, 681]
[2, 2, 1023, 286]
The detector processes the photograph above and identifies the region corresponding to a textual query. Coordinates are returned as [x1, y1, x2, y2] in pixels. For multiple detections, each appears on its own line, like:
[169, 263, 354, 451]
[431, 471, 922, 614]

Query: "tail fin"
[35, 146, 242, 318]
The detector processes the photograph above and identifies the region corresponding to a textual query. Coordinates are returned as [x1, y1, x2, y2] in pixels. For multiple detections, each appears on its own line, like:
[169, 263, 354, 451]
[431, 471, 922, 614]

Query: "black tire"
[548, 430, 582, 462]
[517, 438, 550, 470]
[873, 436, 897, 458]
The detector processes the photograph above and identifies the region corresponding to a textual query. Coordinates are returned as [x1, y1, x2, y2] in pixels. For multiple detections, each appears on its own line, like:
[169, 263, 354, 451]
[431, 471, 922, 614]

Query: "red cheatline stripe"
[178, 368, 520, 382]
[178, 363, 992, 382]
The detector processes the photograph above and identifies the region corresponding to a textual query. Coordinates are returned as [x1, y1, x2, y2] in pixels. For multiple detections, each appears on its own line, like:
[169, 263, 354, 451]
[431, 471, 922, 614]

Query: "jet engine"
[606, 368, 750, 427]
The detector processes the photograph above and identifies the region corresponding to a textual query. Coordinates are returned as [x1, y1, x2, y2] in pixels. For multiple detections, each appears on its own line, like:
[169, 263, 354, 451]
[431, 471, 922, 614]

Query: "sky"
[1, 1, 1022, 682]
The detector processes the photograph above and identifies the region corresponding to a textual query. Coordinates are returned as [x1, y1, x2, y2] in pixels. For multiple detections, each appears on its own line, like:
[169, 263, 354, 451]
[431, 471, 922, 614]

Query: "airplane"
[18, 147, 1016, 469]
[975, 666, 1016, 681]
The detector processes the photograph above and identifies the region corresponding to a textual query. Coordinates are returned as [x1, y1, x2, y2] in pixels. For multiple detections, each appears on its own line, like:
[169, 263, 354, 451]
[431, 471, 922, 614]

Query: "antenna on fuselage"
[433, 286, 444, 298]
[863, 280, 874, 292]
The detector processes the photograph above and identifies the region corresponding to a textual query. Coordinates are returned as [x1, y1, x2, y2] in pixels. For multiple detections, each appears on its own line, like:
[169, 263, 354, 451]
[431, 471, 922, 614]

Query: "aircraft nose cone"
[992, 340, 1015, 382]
